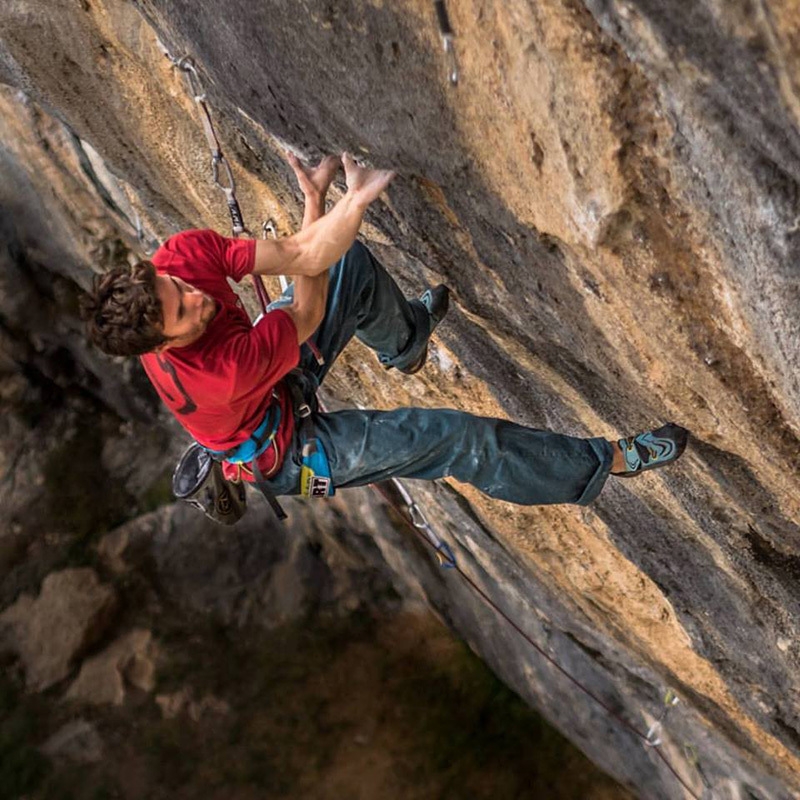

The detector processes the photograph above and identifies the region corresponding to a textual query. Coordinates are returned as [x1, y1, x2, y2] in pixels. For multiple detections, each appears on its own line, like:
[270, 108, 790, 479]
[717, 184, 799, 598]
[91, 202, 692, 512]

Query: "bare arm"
[253, 153, 394, 279]
[280, 155, 337, 344]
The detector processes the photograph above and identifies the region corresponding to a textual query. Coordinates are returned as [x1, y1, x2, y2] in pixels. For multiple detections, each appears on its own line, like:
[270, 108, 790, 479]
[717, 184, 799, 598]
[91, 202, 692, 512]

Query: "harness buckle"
[297, 402, 312, 419]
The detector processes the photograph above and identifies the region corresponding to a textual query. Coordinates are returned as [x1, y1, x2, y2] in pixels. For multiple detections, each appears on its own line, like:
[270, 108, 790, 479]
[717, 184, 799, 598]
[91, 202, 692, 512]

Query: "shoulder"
[152, 229, 223, 266]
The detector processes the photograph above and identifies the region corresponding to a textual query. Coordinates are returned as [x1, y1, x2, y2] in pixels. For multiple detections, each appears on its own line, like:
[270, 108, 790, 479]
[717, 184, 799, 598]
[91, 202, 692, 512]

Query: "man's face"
[154, 274, 217, 349]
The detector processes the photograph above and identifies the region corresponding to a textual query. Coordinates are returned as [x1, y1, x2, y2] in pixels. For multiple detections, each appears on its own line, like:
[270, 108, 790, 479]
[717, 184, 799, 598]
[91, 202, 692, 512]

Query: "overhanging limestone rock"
[1, 1, 800, 797]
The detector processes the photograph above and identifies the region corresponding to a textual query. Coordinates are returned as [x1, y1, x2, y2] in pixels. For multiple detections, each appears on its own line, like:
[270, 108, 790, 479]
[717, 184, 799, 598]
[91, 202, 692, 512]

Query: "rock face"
[65, 628, 158, 706]
[155, 688, 230, 722]
[97, 493, 414, 628]
[0, 568, 117, 690]
[41, 719, 104, 764]
[1, 1, 800, 798]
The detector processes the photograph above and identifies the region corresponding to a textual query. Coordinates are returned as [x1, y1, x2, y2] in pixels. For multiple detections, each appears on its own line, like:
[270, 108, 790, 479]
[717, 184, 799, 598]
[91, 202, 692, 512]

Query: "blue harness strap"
[203, 393, 287, 520]
[206, 393, 281, 464]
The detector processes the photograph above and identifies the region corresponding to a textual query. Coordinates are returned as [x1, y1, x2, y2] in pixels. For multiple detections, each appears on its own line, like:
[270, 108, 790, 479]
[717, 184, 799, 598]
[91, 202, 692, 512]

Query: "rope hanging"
[383, 489, 712, 799]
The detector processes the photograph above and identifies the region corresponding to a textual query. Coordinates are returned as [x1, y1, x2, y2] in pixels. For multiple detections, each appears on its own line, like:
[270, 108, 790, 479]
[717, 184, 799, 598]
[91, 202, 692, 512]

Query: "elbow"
[274, 235, 315, 277]
[290, 299, 325, 345]
[254, 237, 302, 276]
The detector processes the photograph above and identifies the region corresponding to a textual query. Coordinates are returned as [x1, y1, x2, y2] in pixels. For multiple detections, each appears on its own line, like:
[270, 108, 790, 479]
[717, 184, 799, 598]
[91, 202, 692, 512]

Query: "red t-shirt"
[140, 229, 299, 481]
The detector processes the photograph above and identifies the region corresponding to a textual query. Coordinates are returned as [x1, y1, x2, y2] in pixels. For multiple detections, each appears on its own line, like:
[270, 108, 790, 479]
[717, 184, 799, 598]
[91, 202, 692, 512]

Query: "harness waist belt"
[207, 400, 281, 464]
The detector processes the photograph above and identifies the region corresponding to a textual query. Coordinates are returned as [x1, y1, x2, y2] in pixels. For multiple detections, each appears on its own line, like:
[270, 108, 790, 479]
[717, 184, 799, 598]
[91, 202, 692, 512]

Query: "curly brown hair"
[81, 261, 167, 356]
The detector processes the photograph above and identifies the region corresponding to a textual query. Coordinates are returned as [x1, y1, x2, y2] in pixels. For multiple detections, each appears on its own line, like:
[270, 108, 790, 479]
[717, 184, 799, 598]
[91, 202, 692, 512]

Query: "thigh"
[314, 407, 610, 506]
[315, 407, 469, 488]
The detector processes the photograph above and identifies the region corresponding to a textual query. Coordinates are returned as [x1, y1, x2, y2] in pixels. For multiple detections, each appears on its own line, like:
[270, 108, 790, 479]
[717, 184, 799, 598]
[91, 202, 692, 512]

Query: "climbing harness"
[206, 393, 282, 465]
[433, 0, 459, 86]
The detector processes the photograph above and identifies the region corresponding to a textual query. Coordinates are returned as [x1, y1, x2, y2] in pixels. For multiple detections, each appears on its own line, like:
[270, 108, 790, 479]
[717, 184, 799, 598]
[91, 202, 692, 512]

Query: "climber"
[81, 152, 688, 518]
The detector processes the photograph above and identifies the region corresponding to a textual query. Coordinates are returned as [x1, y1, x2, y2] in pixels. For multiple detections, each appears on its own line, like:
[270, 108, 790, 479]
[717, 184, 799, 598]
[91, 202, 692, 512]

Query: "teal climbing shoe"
[398, 284, 450, 375]
[615, 423, 689, 476]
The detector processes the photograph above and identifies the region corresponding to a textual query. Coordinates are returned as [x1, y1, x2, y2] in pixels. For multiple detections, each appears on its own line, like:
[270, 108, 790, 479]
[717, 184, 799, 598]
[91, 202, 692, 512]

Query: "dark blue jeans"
[260, 241, 613, 506]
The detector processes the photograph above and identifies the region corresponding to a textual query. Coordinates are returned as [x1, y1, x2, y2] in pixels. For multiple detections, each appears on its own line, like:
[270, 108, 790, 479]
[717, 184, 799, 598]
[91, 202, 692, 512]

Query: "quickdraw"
[158, 41, 272, 313]
[390, 479, 456, 568]
[433, 0, 459, 86]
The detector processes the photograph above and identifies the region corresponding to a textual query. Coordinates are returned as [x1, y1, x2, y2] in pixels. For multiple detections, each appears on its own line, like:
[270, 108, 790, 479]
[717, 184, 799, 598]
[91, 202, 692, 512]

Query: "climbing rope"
[433, 0, 459, 86]
[380, 483, 707, 800]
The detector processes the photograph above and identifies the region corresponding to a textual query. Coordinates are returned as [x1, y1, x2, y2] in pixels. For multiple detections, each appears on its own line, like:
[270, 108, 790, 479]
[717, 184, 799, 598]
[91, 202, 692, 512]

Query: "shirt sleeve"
[219, 235, 256, 282]
[223, 308, 300, 398]
[154, 229, 255, 281]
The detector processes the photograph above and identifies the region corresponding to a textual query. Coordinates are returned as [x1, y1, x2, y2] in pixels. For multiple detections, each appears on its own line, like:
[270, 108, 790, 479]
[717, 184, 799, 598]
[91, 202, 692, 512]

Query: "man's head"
[82, 261, 216, 356]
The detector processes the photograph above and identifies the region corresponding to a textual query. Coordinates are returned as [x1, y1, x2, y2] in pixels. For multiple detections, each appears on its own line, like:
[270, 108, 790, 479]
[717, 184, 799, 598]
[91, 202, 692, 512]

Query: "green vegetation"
[140, 612, 628, 800]
[0, 611, 628, 799]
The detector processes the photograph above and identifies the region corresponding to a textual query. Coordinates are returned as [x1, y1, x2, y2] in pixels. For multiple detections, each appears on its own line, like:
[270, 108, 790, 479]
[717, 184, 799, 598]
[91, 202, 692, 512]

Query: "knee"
[341, 240, 380, 292]
[345, 240, 376, 271]
[346, 239, 370, 260]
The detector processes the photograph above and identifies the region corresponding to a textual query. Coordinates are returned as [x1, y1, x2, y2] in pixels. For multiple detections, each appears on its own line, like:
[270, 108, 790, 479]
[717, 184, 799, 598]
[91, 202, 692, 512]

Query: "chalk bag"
[172, 442, 247, 526]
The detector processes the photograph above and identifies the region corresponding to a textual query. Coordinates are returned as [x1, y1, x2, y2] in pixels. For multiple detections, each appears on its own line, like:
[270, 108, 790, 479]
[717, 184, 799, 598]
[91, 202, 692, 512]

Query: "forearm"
[286, 271, 329, 343]
[301, 192, 326, 230]
[292, 192, 328, 339]
[283, 190, 329, 342]
[254, 191, 366, 278]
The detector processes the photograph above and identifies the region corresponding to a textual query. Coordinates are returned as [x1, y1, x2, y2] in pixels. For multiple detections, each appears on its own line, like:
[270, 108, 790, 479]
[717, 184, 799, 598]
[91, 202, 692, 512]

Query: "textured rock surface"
[65, 628, 158, 706]
[0, 568, 117, 690]
[154, 688, 230, 722]
[97, 492, 417, 628]
[41, 719, 104, 764]
[1, 1, 800, 797]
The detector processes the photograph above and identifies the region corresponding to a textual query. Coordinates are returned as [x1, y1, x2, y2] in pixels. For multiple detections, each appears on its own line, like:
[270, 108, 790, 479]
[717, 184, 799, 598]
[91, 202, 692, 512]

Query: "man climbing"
[82, 153, 688, 519]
